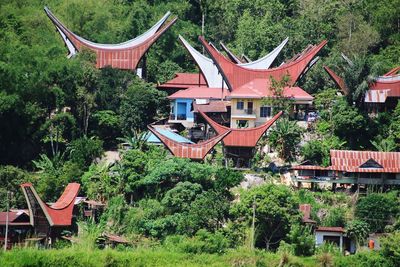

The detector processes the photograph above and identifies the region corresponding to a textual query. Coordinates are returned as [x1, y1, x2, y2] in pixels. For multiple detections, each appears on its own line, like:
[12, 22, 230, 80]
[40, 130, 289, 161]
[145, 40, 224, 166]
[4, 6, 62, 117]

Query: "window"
[236, 120, 248, 128]
[237, 101, 244, 110]
[260, 106, 271, 117]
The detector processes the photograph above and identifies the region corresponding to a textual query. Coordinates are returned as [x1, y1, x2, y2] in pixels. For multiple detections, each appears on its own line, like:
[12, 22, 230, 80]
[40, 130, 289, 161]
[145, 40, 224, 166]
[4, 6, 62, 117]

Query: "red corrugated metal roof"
[200, 111, 282, 147]
[293, 150, 400, 173]
[199, 36, 327, 91]
[46, 8, 176, 70]
[316, 226, 345, 233]
[168, 86, 228, 99]
[330, 150, 400, 173]
[147, 125, 230, 160]
[158, 73, 207, 89]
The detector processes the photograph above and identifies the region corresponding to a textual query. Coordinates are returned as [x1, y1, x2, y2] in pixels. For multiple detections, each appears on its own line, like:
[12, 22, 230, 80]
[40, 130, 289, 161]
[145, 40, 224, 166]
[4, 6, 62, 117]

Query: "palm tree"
[340, 55, 376, 107]
[371, 138, 396, 152]
[268, 118, 303, 162]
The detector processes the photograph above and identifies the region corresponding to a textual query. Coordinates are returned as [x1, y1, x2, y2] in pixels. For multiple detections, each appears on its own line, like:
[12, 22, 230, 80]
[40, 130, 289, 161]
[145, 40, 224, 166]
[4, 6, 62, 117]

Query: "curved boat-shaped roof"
[324, 66, 348, 95]
[224, 38, 289, 69]
[200, 111, 282, 147]
[21, 183, 80, 226]
[199, 36, 327, 91]
[45, 6, 177, 69]
[219, 42, 244, 64]
[371, 74, 400, 90]
[324, 65, 400, 93]
[147, 125, 230, 160]
[179, 35, 227, 88]
[384, 66, 400, 76]
[179, 36, 289, 88]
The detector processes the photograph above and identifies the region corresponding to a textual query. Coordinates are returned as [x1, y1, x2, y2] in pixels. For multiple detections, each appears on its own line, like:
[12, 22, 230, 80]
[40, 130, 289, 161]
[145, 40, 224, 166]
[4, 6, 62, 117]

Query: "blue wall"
[172, 98, 194, 122]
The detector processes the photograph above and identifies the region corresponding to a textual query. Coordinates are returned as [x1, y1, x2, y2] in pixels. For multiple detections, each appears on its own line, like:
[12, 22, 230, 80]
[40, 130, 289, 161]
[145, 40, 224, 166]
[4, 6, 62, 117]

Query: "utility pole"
[4, 191, 10, 251]
[251, 196, 256, 251]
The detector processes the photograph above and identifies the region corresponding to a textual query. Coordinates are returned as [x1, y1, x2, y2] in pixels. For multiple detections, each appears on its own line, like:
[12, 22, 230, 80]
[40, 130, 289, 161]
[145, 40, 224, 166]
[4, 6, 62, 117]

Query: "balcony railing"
[244, 108, 256, 115]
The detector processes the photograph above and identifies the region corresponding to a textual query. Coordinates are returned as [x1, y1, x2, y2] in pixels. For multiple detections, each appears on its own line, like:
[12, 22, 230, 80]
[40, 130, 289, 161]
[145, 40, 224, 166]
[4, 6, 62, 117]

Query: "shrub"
[355, 193, 398, 233]
[380, 231, 400, 266]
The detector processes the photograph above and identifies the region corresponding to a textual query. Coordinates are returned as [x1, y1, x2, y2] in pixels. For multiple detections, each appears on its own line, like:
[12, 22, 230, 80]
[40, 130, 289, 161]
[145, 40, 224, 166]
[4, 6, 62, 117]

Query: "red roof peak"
[199, 36, 327, 91]
[200, 110, 282, 147]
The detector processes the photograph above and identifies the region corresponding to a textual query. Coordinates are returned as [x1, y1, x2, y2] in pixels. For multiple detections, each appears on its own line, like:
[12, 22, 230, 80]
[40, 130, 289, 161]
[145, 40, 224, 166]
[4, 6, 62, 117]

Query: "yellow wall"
[230, 98, 273, 128]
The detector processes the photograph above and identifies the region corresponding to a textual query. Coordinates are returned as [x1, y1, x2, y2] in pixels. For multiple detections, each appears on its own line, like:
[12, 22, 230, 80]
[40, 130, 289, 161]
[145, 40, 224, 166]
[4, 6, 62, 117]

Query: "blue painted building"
[169, 98, 194, 122]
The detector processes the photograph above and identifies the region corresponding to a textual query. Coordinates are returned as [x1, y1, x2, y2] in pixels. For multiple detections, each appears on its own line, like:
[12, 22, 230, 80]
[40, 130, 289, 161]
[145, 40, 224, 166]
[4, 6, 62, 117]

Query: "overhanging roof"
[21, 183, 80, 226]
[147, 125, 230, 160]
[45, 6, 176, 70]
[199, 36, 327, 91]
[200, 110, 282, 147]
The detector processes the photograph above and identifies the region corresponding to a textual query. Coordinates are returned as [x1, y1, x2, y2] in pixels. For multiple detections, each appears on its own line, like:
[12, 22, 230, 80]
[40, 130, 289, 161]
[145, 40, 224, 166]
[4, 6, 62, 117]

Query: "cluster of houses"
[1, 6, 399, 251]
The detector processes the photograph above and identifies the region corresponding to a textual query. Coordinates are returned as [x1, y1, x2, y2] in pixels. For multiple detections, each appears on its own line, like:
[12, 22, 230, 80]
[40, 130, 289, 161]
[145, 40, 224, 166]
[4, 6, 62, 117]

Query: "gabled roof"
[21, 183, 80, 226]
[0, 211, 30, 226]
[45, 7, 176, 70]
[168, 86, 229, 99]
[147, 125, 230, 160]
[158, 73, 207, 89]
[228, 78, 313, 101]
[219, 38, 289, 69]
[200, 111, 282, 147]
[330, 150, 400, 173]
[293, 150, 400, 173]
[199, 36, 327, 91]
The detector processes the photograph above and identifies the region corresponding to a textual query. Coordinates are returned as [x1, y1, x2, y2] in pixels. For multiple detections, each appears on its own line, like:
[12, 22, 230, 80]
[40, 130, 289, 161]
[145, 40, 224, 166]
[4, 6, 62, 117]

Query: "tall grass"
[0, 247, 390, 267]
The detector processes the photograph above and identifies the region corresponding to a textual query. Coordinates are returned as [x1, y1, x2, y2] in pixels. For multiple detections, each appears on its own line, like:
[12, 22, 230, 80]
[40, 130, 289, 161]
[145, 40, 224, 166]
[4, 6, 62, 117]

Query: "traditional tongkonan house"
[324, 63, 400, 113]
[44, 6, 177, 76]
[154, 35, 325, 166]
[292, 150, 400, 191]
[20, 183, 80, 244]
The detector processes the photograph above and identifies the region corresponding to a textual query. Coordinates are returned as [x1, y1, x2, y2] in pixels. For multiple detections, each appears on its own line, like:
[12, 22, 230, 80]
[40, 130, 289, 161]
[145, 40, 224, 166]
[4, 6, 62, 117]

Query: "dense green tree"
[301, 136, 346, 166]
[380, 231, 400, 266]
[120, 80, 168, 134]
[330, 99, 368, 148]
[287, 224, 315, 256]
[67, 136, 104, 169]
[231, 184, 300, 250]
[355, 193, 399, 233]
[0, 165, 31, 210]
[346, 220, 370, 248]
[162, 181, 203, 213]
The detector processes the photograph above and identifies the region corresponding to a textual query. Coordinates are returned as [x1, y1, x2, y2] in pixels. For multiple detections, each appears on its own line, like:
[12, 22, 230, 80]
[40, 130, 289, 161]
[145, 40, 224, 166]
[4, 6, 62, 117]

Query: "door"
[177, 102, 187, 120]
[247, 102, 253, 114]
